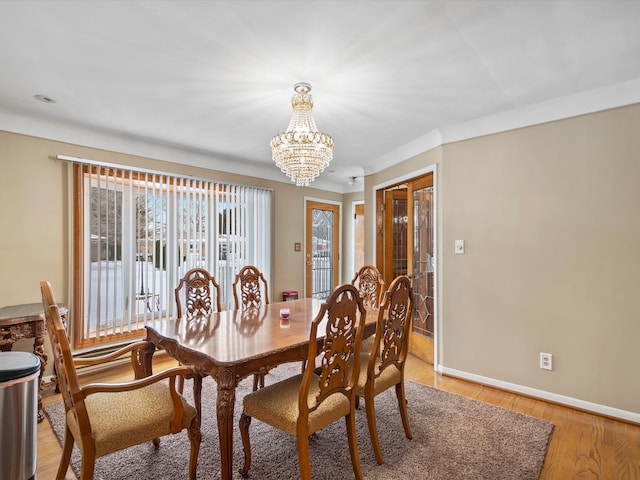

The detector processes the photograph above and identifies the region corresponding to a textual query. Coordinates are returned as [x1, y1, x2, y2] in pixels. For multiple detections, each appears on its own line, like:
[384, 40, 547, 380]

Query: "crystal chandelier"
[270, 83, 334, 187]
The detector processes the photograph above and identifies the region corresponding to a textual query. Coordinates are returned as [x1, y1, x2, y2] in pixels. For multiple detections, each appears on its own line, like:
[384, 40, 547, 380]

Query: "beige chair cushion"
[243, 373, 351, 436]
[67, 381, 196, 458]
[354, 352, 402, 397]
[360, 335, 376, 354]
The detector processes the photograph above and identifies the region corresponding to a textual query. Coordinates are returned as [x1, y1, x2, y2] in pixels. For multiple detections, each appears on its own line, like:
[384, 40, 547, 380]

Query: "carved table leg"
[216, 369, 237, 480]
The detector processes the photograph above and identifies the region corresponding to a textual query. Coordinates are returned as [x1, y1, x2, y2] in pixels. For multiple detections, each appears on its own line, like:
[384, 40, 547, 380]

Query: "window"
[72, 162, 272, 348]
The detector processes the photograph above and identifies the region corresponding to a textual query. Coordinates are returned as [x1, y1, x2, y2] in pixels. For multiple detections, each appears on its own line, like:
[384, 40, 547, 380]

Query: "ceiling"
[1, 1, 640, 193]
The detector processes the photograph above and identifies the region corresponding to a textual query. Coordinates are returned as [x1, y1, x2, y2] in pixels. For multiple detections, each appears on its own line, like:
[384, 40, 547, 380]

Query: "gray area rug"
[44, 363, 554, 479]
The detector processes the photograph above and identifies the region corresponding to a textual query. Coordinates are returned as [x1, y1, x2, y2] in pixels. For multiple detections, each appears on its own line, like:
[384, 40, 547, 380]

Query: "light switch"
[454, 239, 465, 255]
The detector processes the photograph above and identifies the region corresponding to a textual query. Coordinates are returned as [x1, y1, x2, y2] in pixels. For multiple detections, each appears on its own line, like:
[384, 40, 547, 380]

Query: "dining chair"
[354, 275, 414, 465]
[238, 284, 366, 480]
[175, 267, 222, 318]
[174, 267, 222, 393]
[351, 264, 385, 353]
[351, 264, 385, 308]
[232, 264, 270, 389]
[40, 281, 201, 480]
[233, 264, 270, 310]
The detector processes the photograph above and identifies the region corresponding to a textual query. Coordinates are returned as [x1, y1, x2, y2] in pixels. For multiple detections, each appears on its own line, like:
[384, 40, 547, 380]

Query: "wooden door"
[382, 189, 408, 288]
[376, 173, 434, 364]
[407, 174, 435, 364]
[305, 201, 340, 299]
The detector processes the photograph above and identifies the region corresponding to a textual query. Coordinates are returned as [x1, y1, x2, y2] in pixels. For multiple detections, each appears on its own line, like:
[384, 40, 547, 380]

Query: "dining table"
[142, 297, 377, 480]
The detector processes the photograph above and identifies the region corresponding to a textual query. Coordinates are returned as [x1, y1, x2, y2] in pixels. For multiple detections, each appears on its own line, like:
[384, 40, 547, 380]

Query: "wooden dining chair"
[351, 264, 385, 308]
[174, 267, 222, 393]
[40, 281, 201, 480]
[238, 284, 366, 480]
[233, 264, 270, 310]
[352, 264, 385, 354]
[175, 267, 222, 318]
[232, 264, 270, 388]
[354, 275, 414, 465]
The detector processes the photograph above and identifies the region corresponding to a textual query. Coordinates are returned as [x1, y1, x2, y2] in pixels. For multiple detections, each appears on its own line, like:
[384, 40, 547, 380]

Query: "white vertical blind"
[69, 157, 273, 346]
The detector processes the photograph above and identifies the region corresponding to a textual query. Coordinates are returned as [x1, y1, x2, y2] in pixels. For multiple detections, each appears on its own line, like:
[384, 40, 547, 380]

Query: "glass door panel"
[412, 185, 434, 338]
[305, 201, 340, 299]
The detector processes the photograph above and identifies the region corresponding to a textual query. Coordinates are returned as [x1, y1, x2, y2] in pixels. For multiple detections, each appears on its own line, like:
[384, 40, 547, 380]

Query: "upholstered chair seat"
[66, 382, 197, 458]
[359, 335, 377, 354]
[242, 373, 351, 437]
[354, 353, 402, 398]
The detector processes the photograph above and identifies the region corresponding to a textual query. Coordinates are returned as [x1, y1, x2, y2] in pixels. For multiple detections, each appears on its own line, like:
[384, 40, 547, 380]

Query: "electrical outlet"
[540, 352, 553, 370]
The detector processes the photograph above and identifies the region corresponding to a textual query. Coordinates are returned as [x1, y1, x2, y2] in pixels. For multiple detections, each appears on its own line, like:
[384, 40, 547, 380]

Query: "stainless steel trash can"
[0, 351, 41, 480]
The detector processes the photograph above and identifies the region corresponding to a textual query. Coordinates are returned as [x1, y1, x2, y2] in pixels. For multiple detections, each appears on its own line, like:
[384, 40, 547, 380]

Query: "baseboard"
[439, 365, 640, 425]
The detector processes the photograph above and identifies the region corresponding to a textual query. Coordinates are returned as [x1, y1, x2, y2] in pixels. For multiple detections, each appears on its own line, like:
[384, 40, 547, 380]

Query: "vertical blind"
[68, 157, 272, 348]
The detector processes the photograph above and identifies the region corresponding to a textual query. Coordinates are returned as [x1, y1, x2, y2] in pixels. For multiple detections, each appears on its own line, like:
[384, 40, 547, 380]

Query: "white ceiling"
[1, 0, 640, 192]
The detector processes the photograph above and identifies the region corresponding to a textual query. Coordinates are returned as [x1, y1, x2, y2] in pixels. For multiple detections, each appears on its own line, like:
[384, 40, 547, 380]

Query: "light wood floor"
[37, 353, 640, 480]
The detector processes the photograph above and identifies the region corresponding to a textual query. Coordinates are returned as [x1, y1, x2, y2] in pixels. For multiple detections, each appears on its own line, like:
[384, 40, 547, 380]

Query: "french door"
[305, 201, 340, 299]
[407, 175, 435, 363]
[376, 173, 434, 363]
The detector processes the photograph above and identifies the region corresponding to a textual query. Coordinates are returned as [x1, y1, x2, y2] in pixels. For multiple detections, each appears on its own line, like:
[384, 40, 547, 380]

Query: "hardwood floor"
[37, 353, 640, 480]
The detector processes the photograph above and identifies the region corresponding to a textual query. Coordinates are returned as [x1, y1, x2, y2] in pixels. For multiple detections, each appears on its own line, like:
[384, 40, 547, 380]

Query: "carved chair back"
[351, 264, 385, 308]
[300, 284, 366, 419]
[369, 275, 414, 378]
[233, 265, 270, 310]
[175, 268, 222, 318]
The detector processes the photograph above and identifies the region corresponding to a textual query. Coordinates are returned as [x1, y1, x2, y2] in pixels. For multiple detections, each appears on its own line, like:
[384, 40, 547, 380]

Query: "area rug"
[44, 363, 554, 480]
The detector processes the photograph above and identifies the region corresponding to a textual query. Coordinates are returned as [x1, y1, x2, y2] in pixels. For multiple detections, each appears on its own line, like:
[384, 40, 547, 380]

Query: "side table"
[0, 302, 67, 422]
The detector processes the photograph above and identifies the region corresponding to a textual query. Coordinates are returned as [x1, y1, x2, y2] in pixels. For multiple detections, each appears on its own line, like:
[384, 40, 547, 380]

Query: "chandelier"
[270, 83, 334, 187]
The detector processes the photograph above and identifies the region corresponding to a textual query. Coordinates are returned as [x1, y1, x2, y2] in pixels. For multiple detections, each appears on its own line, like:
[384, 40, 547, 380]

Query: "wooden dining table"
[142, 297, 377, 480]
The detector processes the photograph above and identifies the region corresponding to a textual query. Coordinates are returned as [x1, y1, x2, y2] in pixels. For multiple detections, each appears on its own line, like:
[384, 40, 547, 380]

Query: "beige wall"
[442, 104, 640, 414]
[364, 103, 640, 416]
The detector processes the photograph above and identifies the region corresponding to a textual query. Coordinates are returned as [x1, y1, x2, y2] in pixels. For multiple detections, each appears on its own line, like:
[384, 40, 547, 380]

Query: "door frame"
[353, 200, 365, 278]
[371, 165, 439, 371]
[304, 197, 342, 298]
